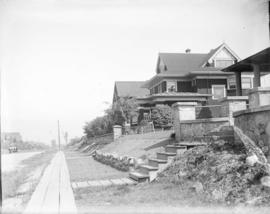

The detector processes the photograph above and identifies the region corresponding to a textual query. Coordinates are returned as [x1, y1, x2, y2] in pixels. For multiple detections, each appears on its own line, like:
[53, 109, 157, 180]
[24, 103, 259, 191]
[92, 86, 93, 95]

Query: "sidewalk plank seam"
[24, 151, 77, 214]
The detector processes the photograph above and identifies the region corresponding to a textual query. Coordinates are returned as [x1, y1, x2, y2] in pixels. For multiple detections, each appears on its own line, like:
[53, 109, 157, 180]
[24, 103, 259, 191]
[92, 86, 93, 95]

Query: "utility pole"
[0, 69, 2, 210]
[57, 120, 61, 151]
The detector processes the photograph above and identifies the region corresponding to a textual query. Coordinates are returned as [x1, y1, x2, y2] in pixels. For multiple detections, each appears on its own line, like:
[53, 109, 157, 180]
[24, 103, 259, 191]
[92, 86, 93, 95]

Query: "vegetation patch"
[158, 139, 270, 206]
[92, 151, 132, 172]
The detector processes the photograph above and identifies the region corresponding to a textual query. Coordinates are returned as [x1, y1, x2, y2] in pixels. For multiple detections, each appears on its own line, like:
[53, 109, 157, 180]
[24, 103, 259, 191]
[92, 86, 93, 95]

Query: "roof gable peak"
[201, 43, 241, 67]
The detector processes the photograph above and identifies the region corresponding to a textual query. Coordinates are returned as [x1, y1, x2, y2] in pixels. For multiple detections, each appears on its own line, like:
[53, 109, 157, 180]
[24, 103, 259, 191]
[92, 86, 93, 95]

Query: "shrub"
[92, 152, 131, 172]
[151, 105, 173, 128]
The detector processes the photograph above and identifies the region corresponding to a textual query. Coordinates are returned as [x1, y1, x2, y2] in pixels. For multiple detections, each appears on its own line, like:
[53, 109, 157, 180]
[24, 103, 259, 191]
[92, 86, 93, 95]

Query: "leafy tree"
[112, 96, 139, 124]
[83, 96, 139, 139]
[83, 114, 113, 138]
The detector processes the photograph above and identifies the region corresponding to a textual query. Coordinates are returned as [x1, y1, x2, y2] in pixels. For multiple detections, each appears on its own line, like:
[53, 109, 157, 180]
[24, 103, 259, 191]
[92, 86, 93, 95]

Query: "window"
[167, 81, 177, 92]
[143, 113, 150, 121]
[158, 84, 162, 93]
[192, 79, 196, 87]
[161, 81, 167, 92]
[242, 77, 252, 89]
[215, 60, 234, 68]
[212, 85, 226, 100]
[228, 80, 236, 89]
[227, 76, 253, 90]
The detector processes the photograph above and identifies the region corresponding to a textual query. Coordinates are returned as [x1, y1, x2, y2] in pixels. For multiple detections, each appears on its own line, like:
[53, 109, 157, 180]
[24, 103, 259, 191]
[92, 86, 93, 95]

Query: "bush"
[92, 152, 132, 172]
[151, 105, 173, 128]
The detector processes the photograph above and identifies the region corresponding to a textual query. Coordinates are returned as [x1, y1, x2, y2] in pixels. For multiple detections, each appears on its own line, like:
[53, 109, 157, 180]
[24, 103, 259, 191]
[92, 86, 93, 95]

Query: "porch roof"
[137, 92, 211, 105]
[222, 47, 270, 73]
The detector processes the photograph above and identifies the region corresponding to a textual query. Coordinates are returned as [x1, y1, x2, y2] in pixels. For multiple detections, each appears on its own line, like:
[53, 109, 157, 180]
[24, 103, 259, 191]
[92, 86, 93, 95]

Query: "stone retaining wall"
[179, 118, 229, 141]
[234, 105, 270, 159]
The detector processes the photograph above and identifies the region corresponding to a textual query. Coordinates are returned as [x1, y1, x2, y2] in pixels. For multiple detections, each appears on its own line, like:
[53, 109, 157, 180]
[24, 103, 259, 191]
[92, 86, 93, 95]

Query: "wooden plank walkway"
[24, 151, 77, 214]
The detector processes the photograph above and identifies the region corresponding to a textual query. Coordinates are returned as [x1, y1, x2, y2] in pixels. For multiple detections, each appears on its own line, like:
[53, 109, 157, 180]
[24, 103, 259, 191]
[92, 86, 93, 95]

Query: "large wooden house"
[137, 43, 254, 107]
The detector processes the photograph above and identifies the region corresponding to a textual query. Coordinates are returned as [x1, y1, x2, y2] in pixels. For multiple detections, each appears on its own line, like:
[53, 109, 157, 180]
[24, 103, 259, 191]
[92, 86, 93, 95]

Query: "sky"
[0, 0, 269, 144]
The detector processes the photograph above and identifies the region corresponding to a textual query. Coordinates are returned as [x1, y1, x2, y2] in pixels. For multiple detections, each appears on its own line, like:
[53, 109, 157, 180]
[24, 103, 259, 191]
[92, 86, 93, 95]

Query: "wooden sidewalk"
[24, 151, 77, 214]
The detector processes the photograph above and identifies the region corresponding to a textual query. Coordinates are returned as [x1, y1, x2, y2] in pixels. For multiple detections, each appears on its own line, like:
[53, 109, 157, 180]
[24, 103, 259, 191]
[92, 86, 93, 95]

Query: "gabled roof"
[114, 81, 149, 98]
[143, 43, 239, 88]
[159, 53, 208, 75]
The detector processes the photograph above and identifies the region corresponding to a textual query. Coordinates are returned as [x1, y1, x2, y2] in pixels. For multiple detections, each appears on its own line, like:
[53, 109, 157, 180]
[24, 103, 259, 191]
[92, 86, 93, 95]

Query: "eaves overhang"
[222, 47, 270, 73]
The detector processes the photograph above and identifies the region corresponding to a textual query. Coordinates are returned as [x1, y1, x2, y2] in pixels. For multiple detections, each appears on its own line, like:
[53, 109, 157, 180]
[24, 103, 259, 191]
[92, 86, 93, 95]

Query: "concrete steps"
[129, 141, 203, 182]
[129, 171, 149, 182]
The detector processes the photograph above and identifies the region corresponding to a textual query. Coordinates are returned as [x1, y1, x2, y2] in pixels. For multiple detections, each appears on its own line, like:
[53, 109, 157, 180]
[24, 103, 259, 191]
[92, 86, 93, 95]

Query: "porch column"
[253, 64, 261, 88]
[172, 102, 197, 141]
[235, 72, 242, 96]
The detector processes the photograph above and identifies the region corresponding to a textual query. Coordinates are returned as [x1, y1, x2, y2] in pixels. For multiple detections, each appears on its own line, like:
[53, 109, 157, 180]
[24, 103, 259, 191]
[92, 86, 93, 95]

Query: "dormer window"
[215, 59, 234, 68]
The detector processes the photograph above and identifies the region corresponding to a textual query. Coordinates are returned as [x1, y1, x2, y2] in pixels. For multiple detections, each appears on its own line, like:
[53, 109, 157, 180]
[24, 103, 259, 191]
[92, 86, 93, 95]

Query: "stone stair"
[129, 142, 206, 182]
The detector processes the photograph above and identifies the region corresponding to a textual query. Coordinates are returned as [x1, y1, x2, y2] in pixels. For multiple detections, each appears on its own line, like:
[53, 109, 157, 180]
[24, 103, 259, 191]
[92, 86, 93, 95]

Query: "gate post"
[113, 125, 122, 140]
[172, 102, 197, 141]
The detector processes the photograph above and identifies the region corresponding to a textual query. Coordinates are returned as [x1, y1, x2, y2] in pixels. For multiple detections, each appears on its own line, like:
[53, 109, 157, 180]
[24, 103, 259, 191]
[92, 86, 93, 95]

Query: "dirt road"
[2, 151, 42, 172]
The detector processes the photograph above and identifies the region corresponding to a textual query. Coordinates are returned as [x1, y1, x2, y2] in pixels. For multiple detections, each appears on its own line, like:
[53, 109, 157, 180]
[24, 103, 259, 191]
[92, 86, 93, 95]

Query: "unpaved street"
[2, 151, 42, 172]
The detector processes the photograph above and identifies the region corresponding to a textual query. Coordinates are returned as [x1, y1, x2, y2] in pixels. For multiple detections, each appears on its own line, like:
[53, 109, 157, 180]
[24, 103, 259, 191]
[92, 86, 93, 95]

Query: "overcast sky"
[0, 0, 269, 144]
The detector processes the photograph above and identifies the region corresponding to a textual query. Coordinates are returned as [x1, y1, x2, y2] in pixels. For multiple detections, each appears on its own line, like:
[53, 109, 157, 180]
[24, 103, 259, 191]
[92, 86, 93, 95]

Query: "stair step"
[148, 158, 167, 167]
[129, 171, 149, 182]
[175, 142, 207, 148]
[139, 164, 159, 171]
[148, 158, 167, 163]
[166, 145, 187, 153]
[157, 152, 177, 156]
[166, 145, 187, 149]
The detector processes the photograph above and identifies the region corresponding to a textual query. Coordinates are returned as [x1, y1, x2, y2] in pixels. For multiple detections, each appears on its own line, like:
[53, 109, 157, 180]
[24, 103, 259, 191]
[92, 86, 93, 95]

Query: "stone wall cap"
[220, 96, 248, 102]
[248, 87, 270, 94]
[113, 125, 122, 128]
[172, 102, 198, 108]
[233, 105, 270, 117]
[180, 117, 229, 124]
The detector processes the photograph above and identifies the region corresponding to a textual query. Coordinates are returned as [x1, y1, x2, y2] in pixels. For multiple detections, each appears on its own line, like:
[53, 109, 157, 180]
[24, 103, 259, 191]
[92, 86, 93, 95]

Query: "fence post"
[113, 125, 122, 140]
[220, 96, 248, 125]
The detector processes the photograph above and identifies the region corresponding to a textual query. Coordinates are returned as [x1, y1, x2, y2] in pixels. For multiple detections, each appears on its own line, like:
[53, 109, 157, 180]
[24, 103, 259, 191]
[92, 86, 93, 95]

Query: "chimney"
[185, 48, 191, 53]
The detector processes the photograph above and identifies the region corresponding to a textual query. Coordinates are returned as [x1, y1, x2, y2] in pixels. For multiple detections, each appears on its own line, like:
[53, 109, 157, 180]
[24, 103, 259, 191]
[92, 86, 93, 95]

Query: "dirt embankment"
[158, 139, 270, 206]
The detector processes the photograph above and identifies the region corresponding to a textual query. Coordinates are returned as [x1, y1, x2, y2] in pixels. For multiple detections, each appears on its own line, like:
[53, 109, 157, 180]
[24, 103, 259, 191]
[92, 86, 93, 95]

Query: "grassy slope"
[74, 138, 270, 211]
[99, 130, 173, 158]
[65, 150, 127, 182]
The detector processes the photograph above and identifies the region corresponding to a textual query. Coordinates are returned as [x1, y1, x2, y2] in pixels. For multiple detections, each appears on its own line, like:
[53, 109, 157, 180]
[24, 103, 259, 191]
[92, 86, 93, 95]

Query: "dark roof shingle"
[115, 81, 149, 98]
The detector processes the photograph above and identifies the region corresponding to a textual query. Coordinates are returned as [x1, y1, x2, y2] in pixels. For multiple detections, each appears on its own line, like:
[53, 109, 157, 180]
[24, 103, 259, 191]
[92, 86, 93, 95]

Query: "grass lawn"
[74, 181, 270, 214]
[74, 181, 206, 207]
[2, 150, 56, 211]
[65, 150, 127, 182]
[99, 130, 173, 159]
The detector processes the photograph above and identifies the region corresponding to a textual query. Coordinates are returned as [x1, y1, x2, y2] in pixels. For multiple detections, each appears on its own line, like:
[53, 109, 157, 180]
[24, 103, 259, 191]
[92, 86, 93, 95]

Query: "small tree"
[112, 96, 139, 125]
[83, 114, 113, 138]
[151, 105, 173, 128]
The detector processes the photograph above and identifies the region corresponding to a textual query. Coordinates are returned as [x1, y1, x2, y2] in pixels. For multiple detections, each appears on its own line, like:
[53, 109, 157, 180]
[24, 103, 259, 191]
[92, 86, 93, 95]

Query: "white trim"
[202, 43, 241, 67]
[211, 84, 226, 100]
[210, 43, 241, 62]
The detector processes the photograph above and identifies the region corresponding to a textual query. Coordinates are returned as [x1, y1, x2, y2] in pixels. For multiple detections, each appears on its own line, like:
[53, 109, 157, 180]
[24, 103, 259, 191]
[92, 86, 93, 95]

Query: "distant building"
[112, 81, 149, 104]
[1, 132, 23, 144]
